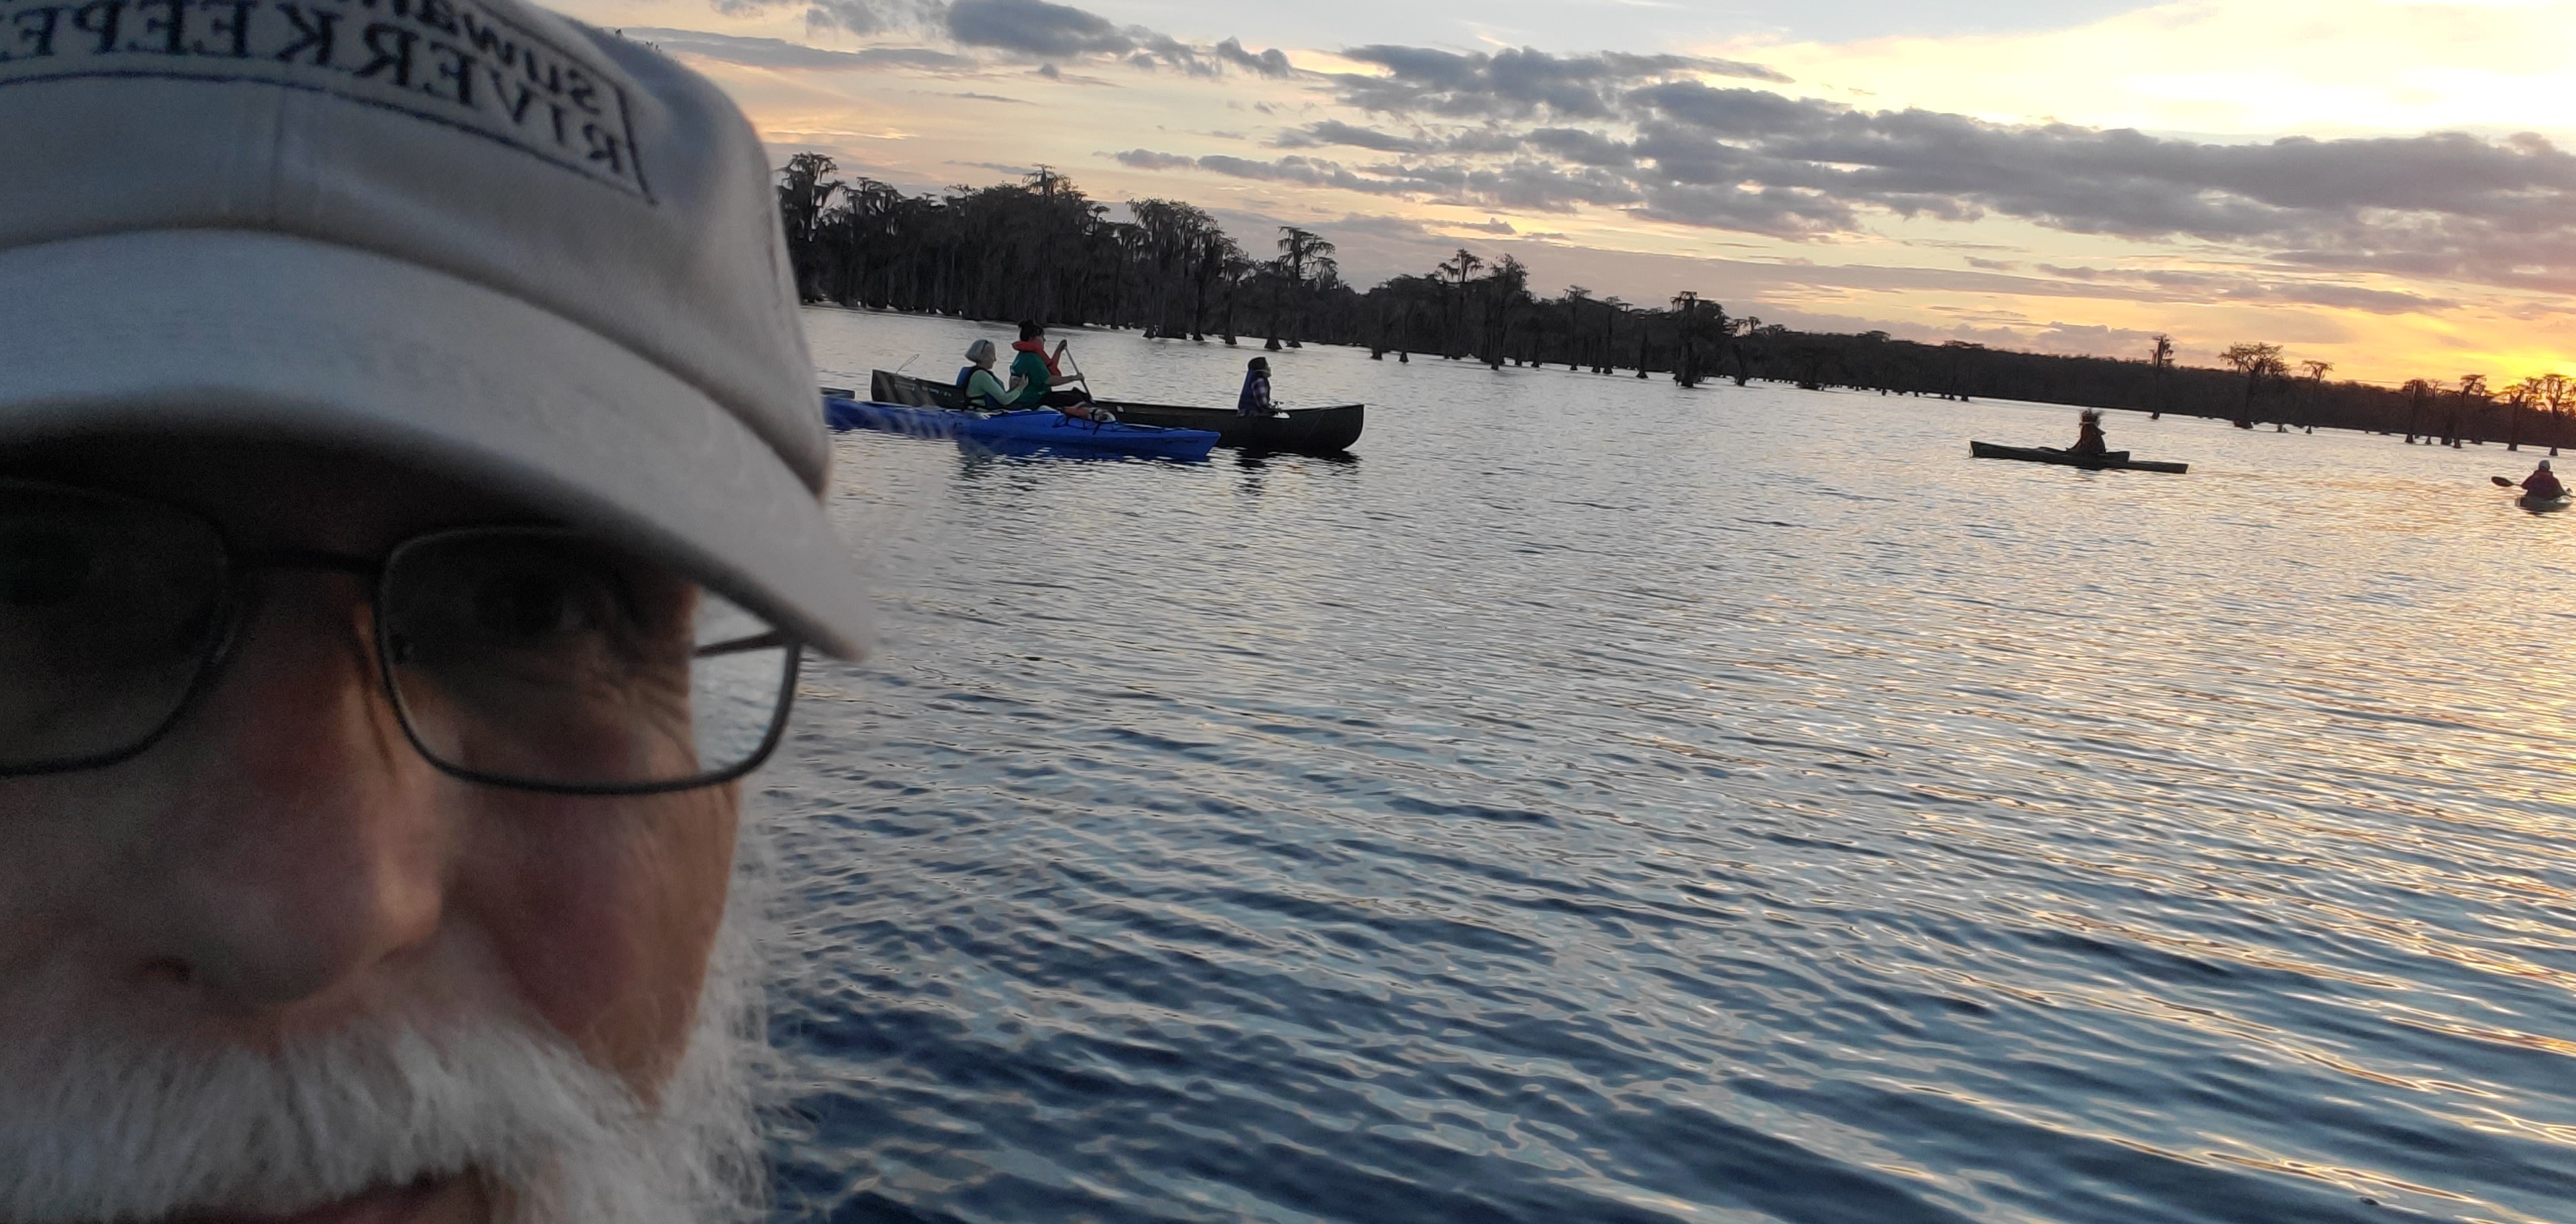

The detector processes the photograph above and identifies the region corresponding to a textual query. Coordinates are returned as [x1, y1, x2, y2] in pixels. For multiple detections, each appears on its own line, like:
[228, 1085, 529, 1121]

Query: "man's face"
[0, 438, 758, 1223]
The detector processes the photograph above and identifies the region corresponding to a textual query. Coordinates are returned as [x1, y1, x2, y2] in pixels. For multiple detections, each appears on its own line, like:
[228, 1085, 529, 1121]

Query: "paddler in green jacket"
[1008, 320, 1108, 419]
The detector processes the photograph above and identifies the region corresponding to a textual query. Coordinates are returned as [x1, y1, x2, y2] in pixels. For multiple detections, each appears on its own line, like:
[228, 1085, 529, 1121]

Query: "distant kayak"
[1970, 441, 2188, 475]
[823, 396, 1218, 461]
[2519, 491, 2572, 513]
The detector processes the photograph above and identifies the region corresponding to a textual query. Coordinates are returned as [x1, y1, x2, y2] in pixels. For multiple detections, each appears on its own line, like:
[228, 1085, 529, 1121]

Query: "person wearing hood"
[958, 339, 1012, 410]
[2071, 409, 2111, 460]
[1238, 356, 1277, 417]
[2522, 459, 2566, 501]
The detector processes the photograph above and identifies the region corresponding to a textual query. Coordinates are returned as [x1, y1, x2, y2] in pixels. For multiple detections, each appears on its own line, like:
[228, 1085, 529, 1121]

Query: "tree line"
[779, 157, 2573, 455]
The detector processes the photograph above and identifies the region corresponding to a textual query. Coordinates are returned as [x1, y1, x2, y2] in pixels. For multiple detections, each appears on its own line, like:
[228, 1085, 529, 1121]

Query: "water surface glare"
[771, 308, 2576, 1223]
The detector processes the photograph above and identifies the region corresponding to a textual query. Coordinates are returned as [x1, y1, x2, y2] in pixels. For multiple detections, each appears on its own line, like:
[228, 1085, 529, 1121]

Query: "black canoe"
[871, 369, 1364, 455]
[1970, 441, 2188, 475]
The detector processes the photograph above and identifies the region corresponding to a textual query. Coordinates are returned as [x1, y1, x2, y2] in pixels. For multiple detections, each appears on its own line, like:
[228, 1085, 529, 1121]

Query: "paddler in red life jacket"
[1010, 320, 1106, 418]
[2070, 409, 2111, 460]
[2523, 459, 2566, 500]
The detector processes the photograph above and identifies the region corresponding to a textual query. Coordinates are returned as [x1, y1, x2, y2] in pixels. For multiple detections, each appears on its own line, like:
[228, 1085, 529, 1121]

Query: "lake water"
[763, 307, 2576, 1223]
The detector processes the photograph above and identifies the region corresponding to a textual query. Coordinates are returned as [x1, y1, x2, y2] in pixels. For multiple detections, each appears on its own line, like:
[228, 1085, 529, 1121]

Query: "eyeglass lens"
[380, 530, 796, 791]
[0, 485, 228, 771]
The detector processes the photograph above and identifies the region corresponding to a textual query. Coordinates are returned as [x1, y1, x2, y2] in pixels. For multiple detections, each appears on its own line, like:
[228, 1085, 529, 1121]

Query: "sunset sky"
[554, 0, 2576, 384]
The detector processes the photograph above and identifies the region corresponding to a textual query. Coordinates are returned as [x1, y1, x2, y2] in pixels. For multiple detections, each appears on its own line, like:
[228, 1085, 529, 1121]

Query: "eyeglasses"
[0, 479, 801, 795]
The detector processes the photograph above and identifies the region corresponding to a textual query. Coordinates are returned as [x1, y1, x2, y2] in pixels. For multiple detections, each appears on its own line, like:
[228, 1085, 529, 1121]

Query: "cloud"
[1613, 83, 2576, 261]
[1277, 121, 1529, 157]
[703, 0, 941, 37]
[2032, 265, 2457, 314]
[799, 0, 932, 35]
[945, 0, 1132, 57]
[630, 28, 970, 70]
[1113, 149, 1198, 170]
[1328, 46, 1789, 121]
[1128, 149, 1640, 214]
[929, 0, 1294, 78]
[1215, 37, 1294, 79]
[1237, 69, 2576, 288]
[693, 0, 1296, 79]
[1278, 120, 1429, 155]
[1523, 127, 1632, 168]
[1194, 154, 1414, 196]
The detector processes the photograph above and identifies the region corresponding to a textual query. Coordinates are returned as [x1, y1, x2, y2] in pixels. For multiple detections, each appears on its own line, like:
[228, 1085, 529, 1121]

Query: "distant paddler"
[1238, 356, 1278, 418]
[2070, 409, 2111, 461]
[2521, 459, 2566, 501]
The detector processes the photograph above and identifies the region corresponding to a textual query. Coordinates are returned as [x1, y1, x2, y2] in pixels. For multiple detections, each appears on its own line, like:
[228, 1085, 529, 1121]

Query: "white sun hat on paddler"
[0, 0, 867, 656]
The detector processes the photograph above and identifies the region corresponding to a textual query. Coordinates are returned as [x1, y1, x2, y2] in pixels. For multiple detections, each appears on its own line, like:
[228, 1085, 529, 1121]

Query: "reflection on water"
[771, 308, 2576, 1223]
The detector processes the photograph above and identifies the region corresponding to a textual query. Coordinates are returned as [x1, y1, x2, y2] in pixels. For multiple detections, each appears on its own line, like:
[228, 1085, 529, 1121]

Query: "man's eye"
[469, 571, 598, 641]
[0, 531, 95, 609]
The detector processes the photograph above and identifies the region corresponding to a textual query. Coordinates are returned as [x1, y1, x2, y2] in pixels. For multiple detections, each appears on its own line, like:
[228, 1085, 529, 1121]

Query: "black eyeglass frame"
[0, 480, 803, 795]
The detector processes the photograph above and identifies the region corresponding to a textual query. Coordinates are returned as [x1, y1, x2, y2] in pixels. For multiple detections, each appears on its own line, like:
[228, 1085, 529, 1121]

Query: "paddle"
[2493, 476, 2518, 488]
[1057, 340, 1097, 399]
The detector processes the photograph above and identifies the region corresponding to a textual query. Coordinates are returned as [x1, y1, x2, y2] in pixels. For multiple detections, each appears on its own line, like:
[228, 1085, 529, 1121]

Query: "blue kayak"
[824, 397, 960, 437]
[823, 397, 1218, 461]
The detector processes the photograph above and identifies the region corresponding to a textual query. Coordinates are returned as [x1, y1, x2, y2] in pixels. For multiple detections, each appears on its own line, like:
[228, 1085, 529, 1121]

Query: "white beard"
[0, 824, 781, 1224]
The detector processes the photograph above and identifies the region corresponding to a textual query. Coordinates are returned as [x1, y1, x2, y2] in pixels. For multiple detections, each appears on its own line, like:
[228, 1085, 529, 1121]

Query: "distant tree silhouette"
[2220, 343, 2288, 429]
[1275, 227, 1338, 348]
[2542, 373, 2572, 456]
[2506, 377, 2544, 452]
[1671, 291, 1701, 386]
[2402, 379, 2440, 444]
[2149, 334, 2175, 420]
[2449, 374, 2490, 449]
[776, 152, 842, 303]
[2298, 360, 2333, 433]
[1437, 249, 1483, 359]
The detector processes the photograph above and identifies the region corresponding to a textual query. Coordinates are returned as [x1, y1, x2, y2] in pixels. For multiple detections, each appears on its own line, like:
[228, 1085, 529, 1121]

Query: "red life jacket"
[1012, 338, 1062, 378]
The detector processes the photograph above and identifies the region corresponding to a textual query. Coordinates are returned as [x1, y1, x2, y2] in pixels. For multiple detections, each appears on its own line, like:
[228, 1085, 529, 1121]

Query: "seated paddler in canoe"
[958, 339, 1013, 409]
[1012, 320, 1113, 421]
[2070, 409, 2111, 461]
[1238, 356, 1277, 417]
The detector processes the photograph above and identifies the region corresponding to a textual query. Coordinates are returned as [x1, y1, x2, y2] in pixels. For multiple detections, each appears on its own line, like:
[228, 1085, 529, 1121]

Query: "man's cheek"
[463, 789, 738, 1088]
[0, 775, 127, 978]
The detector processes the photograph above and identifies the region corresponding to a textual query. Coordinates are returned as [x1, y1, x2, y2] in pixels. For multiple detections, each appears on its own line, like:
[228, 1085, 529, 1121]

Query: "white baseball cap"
[0, 0, 867, 657]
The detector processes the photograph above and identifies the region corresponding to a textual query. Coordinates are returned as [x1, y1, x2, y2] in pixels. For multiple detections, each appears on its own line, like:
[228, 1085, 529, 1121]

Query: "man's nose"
[120, 576, 448, 1017]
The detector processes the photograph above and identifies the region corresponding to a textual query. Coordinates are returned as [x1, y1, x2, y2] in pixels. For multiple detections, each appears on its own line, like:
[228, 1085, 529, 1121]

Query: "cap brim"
[0, 230, 869, 658]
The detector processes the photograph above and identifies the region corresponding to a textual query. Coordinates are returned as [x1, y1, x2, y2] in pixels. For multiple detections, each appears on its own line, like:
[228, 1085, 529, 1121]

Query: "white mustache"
[0, 1001, 763, 1224]
[2, 1018, 619, 1220]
